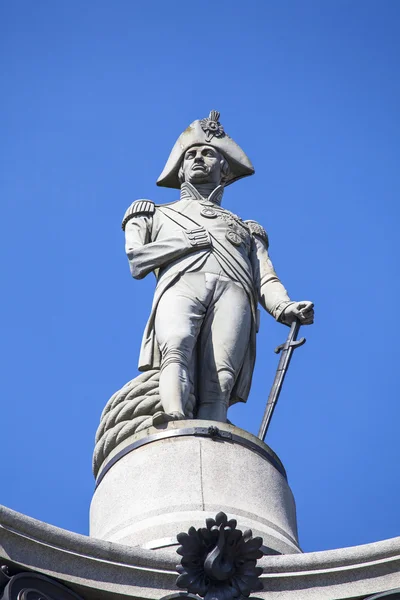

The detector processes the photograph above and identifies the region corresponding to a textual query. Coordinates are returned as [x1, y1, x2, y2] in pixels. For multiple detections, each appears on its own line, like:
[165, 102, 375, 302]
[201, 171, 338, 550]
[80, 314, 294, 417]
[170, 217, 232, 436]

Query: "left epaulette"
[245, 220, 269, 247]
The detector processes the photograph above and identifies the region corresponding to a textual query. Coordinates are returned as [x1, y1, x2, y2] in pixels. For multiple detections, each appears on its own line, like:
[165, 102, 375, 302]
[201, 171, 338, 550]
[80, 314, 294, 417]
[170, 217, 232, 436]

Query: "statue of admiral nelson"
[122, 111, 314, 425]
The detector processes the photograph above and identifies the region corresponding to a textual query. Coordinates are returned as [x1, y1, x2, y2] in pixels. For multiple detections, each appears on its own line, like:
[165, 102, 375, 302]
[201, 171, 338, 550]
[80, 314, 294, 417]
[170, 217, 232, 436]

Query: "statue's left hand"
[282, 301, 314, 325]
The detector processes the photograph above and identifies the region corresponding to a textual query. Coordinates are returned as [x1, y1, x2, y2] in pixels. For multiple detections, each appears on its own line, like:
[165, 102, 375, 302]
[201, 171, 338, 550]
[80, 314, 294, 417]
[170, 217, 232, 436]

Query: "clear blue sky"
[1, 0, 399, 553]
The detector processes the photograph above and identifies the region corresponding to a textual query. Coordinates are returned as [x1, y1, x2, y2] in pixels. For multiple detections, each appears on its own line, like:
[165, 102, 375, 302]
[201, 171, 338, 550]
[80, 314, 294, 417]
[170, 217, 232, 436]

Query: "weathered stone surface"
[123, 110, 314, 426]
[90, 420, 301, 556]
[1, 503, 400, 599]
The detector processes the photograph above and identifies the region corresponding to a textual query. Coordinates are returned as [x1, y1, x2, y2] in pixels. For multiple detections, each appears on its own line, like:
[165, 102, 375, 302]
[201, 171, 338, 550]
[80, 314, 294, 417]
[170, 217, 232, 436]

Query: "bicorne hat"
[157, 110, 255, 189]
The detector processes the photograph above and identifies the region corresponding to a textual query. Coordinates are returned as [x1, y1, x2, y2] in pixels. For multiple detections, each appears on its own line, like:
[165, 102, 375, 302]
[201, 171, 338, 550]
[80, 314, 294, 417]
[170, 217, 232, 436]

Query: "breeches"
[154, 272, 251, 411]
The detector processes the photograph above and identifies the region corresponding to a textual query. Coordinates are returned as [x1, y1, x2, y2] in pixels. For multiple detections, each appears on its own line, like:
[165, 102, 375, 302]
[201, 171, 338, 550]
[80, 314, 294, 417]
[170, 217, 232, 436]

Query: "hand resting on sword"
[281, 301, 314, 325]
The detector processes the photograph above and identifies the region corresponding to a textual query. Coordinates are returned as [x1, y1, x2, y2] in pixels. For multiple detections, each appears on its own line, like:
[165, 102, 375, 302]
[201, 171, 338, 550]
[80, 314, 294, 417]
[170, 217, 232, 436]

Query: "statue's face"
[181, 145, 223, 185]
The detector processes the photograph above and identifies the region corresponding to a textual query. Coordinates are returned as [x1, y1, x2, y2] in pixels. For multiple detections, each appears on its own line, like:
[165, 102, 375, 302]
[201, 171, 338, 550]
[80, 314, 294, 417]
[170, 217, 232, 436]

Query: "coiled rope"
[93, 370, 195, 477]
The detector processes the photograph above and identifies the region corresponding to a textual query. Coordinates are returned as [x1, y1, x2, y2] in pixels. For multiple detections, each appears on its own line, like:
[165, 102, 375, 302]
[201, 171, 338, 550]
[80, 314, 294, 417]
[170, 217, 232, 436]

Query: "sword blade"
[258, 320, 305, 442]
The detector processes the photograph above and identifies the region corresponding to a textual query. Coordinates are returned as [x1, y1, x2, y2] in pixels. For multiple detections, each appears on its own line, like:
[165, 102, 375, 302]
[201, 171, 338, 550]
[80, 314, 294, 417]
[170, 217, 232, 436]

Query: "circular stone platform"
[89, 420, 301, 556]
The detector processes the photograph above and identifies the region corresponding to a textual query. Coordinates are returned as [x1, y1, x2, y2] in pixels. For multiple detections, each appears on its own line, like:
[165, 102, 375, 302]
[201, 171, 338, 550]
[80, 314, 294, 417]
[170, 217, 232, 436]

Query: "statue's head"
[157, 111, 254, 189]
[178, 144, 230, 187]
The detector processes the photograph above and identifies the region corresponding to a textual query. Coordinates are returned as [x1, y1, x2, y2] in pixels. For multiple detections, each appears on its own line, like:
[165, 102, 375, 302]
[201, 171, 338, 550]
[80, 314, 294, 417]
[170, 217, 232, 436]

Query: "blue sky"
[1, 0, 399, 553]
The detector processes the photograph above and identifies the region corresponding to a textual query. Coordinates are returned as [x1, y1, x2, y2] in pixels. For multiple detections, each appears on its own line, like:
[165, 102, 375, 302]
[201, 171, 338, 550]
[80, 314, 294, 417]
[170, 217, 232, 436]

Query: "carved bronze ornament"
[176, 512, 263, 600]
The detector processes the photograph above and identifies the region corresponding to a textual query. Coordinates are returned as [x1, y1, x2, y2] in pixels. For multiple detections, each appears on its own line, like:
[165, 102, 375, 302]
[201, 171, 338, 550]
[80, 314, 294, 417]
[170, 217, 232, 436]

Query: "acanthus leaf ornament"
[176, 512, 264, 600]
[200, 111, 225, 143]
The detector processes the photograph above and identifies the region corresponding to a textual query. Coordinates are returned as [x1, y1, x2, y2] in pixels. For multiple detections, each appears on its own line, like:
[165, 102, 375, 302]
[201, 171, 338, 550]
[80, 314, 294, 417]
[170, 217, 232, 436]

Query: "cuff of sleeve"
[275, 301, 295, 323]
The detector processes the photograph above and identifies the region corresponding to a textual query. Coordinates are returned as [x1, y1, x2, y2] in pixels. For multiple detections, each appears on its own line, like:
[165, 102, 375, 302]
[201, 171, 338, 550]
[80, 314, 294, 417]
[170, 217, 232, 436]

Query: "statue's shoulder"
[244, 220, 269, 247]
[122, 199, 156, 230]
[155, 199, 182, 209]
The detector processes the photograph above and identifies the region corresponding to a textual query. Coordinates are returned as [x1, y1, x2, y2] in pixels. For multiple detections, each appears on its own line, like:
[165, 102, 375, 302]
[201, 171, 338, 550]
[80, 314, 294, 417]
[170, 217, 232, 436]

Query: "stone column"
[90, 420, 301, 556]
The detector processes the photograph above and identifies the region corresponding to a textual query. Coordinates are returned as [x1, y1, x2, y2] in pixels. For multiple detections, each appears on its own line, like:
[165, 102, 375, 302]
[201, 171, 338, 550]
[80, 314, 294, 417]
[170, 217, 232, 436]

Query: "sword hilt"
[274, 336, 306, 354]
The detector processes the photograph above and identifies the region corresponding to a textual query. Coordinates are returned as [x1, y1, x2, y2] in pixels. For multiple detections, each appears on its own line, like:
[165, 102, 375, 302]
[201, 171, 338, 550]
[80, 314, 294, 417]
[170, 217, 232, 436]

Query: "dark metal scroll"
[258, 320, 306, 442]
[0, 567, 84, 600]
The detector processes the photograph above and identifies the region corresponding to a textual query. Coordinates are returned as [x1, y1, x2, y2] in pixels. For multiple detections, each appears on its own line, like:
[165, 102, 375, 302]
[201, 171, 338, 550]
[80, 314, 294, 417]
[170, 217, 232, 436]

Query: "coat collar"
[180, 182, 224, 206]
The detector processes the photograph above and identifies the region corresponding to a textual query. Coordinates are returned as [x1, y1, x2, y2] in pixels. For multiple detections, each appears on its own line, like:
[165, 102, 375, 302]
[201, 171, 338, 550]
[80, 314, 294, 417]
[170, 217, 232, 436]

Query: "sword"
[258, 319, 306, 442]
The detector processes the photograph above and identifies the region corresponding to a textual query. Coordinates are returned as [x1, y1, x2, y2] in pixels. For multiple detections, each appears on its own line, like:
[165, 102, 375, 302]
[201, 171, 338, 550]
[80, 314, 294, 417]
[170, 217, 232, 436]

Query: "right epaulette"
[245, 220, 269, 247]
[121, 199, 155, 230]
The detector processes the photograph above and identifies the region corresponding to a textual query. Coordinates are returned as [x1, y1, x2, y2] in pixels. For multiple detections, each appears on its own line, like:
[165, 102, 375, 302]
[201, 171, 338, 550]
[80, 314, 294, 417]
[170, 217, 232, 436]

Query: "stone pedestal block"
[90, 420, 301, 555]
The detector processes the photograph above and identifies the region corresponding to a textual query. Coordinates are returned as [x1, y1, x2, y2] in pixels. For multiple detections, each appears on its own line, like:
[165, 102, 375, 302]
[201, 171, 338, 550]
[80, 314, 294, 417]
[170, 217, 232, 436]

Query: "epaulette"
[122, 200, 155, 230]
[245, 220, 269, 247]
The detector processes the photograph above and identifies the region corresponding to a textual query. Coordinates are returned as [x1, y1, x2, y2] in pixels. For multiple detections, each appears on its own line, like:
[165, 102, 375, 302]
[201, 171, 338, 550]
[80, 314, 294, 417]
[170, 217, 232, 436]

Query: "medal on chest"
[225, 227, 243, 246]
[199, 203, 249, 249]
[200, 207, 218, 218]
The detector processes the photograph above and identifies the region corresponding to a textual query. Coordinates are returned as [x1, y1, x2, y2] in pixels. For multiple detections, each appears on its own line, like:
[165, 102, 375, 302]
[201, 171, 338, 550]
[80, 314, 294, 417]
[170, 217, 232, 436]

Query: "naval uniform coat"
[123, 183, 293, 406]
